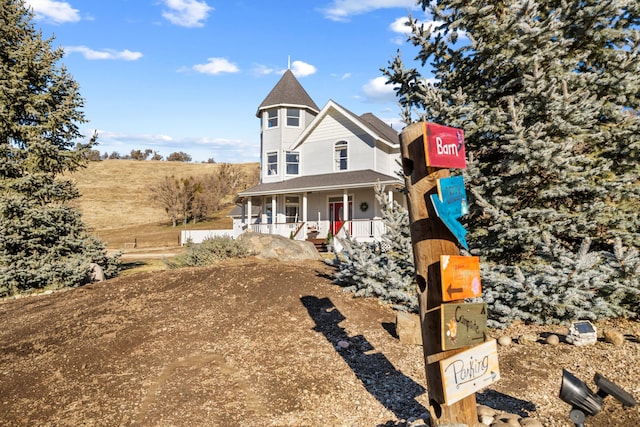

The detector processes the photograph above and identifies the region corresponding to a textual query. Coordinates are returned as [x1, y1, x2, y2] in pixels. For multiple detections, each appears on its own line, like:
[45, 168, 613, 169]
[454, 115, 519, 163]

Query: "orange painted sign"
[423, 122, 466, 169]
[440, 255, 482, 301]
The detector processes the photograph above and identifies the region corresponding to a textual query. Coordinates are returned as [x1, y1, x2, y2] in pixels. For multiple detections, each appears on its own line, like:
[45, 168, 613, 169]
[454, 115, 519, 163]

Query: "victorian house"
[233, 70, 404, 249]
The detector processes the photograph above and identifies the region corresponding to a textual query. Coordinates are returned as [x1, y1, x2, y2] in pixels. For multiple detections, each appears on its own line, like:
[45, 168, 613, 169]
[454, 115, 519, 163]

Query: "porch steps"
[307, 238, 328, 253]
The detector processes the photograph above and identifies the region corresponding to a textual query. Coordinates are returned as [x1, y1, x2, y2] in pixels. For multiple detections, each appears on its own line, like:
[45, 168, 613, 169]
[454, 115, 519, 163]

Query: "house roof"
[237, 169, 402, 199]
[256, 70, 320, 117]
[289, 100, 399, 151]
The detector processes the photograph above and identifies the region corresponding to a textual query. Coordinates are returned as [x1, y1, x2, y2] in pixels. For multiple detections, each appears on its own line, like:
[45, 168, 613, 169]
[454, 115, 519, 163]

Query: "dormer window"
[286, 108, 300, 127]
[267, 109, 278, 128]
[335, 141, 348, 171]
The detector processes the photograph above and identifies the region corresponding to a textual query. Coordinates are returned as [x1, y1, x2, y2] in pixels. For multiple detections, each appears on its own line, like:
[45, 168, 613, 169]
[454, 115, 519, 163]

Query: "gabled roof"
[289, 100, 399, 150]
[256, 70, 320, 117]
[237, 169, 402, 199]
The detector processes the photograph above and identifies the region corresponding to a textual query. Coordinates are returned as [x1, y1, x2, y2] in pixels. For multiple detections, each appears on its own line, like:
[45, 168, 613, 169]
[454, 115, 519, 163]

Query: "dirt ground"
[0, 258, 638, 427]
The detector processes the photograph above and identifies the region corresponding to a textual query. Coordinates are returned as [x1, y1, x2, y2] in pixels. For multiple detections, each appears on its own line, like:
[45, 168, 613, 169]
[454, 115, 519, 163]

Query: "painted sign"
[423, 122, 466, 169]
[441, 255, 482, 302]
[430, 175, 469, 249]
[439, 339, 500, 405]
[441, 302, 487, 350]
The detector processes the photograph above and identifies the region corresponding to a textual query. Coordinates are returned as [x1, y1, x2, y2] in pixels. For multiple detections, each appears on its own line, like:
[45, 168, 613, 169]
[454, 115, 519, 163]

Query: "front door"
[329, 201, 352, 235]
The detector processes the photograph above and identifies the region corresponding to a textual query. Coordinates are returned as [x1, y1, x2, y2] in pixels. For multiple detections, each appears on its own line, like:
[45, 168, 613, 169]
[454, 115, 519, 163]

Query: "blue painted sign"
[430, 175, 469, 249]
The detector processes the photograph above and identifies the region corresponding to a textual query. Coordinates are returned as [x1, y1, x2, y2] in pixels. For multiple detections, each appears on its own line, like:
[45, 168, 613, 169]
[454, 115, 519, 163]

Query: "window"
[285, 196, 300, 223]
[335, 141, 348, 171]
[286, 151, 299, 175]
[267, 109, 278, 128]
[286, 108, 300, 127]
[267, 151, 278, 175]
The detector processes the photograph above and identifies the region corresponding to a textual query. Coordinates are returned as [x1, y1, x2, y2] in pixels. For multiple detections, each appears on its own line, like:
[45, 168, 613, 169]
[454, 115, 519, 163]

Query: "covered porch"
[234, 170, 404, 250]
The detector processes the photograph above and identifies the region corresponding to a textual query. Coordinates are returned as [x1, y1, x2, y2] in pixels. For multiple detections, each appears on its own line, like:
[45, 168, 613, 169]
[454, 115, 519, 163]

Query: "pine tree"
[333, 183, 418, 312]
[385, 0, 640, 263]
[0, 1, 119, 297]
[382, 0, 640, 325]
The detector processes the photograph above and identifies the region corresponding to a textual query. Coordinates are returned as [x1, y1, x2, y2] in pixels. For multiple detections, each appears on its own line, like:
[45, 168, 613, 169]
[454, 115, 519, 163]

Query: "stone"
[566, 320, 597, 346]
[518, 334, 538, 346]
[478, 415, 494, 425]
[603, 329, 625, 346]
[337, 340, 350, 349]
[396, 311, 422, 345]
[88, 263, 106, 282]
[545, 334, 560, 345]
[477, 405, 498, 417]
[497, 335, 512, 347]
[520, 418, 544, 427]
[237, 233, 323, 261]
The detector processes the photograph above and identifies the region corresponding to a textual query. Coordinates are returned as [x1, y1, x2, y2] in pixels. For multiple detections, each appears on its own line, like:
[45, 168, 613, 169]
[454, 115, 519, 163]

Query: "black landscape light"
[559, 369, 637, 427]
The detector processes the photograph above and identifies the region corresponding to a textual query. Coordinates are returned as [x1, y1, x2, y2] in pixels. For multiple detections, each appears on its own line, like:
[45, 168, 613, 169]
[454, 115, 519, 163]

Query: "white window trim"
[285, 108, 301, 128]
[285, 151, 300, 175]
[266, 151, 278, 176]
[266, 109, 279, 129]
[334, 140, 348, 172]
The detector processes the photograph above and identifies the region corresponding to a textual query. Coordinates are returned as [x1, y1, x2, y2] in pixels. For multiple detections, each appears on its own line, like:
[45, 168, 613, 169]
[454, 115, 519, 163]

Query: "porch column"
[302, 192, 308, 224]
[247, 198, 252, 225]
[388, 189, 393, 211]
[271, 195, 277, 233]
[343, 190, 349, 222]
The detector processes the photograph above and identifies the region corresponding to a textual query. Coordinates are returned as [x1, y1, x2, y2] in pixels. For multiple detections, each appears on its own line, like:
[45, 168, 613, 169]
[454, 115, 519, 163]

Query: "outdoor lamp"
[559, 369, 637, 427]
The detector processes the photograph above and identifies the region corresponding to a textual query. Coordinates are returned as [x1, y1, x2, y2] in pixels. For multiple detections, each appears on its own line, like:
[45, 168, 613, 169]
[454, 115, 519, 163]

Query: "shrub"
[165, 236, 252, 268]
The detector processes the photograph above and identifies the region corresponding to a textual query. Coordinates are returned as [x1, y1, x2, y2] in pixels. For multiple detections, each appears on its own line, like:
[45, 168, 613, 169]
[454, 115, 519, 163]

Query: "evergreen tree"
[0, 1, 119, 297]
[333, 183, 418, 312]
[385, 0, 640, 264]
[381, 0, 639, 325]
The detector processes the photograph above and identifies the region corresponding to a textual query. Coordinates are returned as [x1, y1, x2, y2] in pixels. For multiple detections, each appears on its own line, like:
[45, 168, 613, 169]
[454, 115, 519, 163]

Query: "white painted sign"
[439, 339, 500, 405]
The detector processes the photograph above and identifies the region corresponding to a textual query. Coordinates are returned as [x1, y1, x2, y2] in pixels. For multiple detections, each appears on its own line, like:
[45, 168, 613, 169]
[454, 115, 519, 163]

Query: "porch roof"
[237, 169, 402, 199]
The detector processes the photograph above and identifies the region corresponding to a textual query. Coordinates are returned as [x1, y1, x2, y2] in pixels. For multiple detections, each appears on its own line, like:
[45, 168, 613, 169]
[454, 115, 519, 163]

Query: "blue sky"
[26, 0, 434, 163]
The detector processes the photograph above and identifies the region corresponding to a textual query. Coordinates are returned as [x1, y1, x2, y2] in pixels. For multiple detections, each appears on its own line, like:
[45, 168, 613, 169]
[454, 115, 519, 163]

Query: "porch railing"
[248, 219, 386, 242]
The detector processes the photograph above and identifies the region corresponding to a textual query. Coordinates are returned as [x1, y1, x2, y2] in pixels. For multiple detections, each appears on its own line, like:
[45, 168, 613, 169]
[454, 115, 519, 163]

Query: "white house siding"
[299, 111, 379, 175]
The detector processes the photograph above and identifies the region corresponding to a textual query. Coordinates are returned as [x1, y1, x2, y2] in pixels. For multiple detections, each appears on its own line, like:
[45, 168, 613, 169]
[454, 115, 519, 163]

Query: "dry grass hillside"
[66, 160, 259, 249]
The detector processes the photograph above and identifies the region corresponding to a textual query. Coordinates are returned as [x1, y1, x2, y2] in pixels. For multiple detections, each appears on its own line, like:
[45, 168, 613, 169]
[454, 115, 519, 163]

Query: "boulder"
[238, 233, 323, 261]
[88, 263, 106, 282]
[396, 311, 422, 345]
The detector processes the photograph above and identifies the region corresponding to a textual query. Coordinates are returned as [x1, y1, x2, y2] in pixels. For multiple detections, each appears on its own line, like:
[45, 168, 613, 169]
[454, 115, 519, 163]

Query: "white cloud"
[25, 0, 80, 24]
[251, 64, 276, 76]
[64, 46, 143, 61]
[362, 76, 398, 103]
[321, 0, 415, 22]
[193, 57, 239, 74]
[162, 0, 212, 28]
[289, 61, 317, 77]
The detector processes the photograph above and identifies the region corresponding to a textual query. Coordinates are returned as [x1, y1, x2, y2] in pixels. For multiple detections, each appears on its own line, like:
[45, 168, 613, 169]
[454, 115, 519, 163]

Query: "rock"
[518, 334, 538, 346]
[237, 233, 323, 261]
[497, 335, 512, 347]
[337, 340, 350, 349]
[492, 414, 520, 427]
[396, 311, 422, 345]
[566, 320, 597, 346]
[545, 334, 560, 345]
[477, 405, 498, 417]
[520, 418, 544, 427]
[479, 414, 494, 425]
[603, 329, 625, 346]
[88, 263, 106, 282]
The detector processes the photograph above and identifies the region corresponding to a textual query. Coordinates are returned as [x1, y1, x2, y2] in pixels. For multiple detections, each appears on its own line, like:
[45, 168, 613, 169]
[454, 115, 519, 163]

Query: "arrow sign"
[440, 255, 482, 302]
[430, 175, 469, 250]
[441, 302, 488, 350]
[439, 339, 500, 405]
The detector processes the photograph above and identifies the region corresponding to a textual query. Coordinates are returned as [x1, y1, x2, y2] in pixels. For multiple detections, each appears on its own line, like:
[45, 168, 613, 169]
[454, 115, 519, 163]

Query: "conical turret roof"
[256, 70, 320, 117]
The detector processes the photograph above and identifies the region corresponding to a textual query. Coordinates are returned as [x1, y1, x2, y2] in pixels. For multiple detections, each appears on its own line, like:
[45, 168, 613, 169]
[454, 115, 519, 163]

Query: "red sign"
[423, 122, 466, 169]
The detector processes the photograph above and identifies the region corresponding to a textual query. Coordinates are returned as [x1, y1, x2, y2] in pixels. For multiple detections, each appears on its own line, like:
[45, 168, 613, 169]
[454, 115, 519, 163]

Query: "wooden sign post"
[399, 122, 479, 425]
